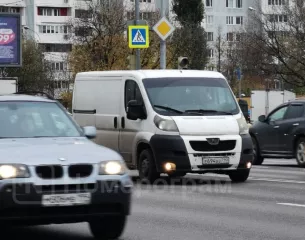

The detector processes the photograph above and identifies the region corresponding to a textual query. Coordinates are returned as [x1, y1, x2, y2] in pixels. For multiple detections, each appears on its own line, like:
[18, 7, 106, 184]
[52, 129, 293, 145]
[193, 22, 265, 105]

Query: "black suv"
[249, 100, 305, 167]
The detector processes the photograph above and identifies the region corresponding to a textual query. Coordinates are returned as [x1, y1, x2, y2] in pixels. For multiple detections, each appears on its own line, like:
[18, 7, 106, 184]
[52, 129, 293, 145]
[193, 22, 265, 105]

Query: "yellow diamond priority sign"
[153, 16, 175, 41]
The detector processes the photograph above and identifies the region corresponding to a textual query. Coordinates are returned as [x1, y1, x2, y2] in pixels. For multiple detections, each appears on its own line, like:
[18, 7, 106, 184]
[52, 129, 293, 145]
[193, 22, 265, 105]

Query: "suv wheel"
[229, 169, 250, 183]
[138, 149, 160, 183]
[296, 137, 305, 167]
[89, 215, 126, 239]
[252, 136, 264, 165]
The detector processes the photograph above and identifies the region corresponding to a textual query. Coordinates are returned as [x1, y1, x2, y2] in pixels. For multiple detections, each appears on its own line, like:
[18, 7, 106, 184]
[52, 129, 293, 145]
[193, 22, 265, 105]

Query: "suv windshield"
[142, 77, 239, 116]
[0, 101, 82, 138]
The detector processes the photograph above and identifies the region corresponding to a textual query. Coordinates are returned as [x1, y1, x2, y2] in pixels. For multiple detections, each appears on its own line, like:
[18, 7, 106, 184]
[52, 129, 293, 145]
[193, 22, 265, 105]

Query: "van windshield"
[142, 77, 239, 116]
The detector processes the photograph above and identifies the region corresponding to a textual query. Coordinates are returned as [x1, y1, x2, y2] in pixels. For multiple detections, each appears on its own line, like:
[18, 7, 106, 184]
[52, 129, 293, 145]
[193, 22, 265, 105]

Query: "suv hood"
[0, 137, 121, 166]
[171, 115, 239, 135]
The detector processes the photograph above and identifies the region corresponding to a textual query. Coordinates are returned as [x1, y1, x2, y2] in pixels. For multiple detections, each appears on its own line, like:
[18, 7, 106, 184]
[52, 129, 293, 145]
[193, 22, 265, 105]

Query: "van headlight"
[99, 161, 126, 175]
[237, 116, 249, 135]
[154, 115, 178, 132]
[0, 164, 30, 179]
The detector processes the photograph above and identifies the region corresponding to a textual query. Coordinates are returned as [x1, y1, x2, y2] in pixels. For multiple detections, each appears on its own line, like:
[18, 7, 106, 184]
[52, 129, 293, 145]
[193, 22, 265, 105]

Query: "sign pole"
[135, 0, 140, 70]
[160, 0, 166, 69]
[236, 67, 242, 98]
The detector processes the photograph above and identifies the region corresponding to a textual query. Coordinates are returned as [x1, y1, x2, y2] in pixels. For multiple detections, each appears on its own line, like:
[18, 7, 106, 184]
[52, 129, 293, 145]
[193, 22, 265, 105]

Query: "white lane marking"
[250, 177, 305, 184]
[277, 203, 305, 208]
[252, 166, 269, 169]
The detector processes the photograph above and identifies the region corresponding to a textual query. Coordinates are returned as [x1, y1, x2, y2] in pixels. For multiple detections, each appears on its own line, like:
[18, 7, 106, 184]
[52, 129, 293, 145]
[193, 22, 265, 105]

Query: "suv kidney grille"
[68, 164, 93, 178]
[36, 165, 63, 179]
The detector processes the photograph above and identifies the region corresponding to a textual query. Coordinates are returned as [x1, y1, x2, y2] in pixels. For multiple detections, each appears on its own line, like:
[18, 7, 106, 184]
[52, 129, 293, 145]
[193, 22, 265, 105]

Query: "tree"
[213, 26, 227, 72]
[5, 39, 54, 95]
[68, 0, 171, 74]
[243, 0, 305, 87]
[170, 0, 208, 69]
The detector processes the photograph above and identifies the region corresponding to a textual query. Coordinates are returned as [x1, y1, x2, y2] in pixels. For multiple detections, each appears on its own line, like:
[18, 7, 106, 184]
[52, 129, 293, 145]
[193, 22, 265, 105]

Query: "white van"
[72, 70, 253, 183]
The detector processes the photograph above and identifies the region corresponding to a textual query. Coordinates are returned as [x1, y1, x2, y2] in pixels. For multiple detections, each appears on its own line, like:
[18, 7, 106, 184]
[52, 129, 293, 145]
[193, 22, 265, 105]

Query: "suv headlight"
[154, 115, 178, 132]
[236, 115, 249, 135]
[99, 161, 126, 175]
[0, 164, 30, 179]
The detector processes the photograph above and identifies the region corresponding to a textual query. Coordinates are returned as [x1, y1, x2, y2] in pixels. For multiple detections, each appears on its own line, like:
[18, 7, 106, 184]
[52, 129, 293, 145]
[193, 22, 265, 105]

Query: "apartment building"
[203, 0, 257, 70]
[0, 0, 159, 98]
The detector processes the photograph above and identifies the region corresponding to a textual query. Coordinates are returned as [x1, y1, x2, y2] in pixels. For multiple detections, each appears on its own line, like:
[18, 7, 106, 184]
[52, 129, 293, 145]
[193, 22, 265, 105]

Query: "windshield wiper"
[154, 105, 183, 114]
[184, 109, 233, 115]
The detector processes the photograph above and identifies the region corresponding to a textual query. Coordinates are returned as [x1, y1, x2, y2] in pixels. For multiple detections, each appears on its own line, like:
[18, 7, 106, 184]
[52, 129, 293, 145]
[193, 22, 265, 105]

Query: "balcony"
[37, 15, 72, 24]
[36, 0, 72, 8]
[37, 33, 70, 44]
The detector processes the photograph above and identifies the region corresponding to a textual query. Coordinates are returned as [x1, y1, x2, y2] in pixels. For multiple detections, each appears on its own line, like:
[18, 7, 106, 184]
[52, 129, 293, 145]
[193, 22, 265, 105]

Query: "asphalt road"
[6, 159, 305, 240]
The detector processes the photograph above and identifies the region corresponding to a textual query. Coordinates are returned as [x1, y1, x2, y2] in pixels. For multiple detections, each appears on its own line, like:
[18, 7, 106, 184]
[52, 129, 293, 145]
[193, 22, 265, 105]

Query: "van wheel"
[295, 137, 305, 167]
[89, 215, 126, 239]
[229, 169, 250, 183]
[252, 136, 264, 165]
[138, 149, 160, 183]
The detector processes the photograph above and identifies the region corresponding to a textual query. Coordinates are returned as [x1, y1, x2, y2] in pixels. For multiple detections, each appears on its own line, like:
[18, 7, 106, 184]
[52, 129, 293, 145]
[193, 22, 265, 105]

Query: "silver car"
[0, 94, 133, 239]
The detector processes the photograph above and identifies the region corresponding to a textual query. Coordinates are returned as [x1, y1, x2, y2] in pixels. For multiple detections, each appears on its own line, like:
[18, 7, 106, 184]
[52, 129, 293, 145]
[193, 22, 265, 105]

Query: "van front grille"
[190, 140, 236, 151]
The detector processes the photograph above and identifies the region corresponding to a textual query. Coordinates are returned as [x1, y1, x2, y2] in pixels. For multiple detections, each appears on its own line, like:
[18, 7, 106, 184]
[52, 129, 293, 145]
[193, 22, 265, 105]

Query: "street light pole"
[135, 0, 140, 70]
[160, 0, 166, 69]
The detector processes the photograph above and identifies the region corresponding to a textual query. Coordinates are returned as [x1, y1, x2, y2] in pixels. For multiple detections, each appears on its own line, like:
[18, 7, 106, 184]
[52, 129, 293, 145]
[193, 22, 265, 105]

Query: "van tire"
[229, 169, 250, 183]
[138, 149, 160, 184]
[89, 215, 126, 239]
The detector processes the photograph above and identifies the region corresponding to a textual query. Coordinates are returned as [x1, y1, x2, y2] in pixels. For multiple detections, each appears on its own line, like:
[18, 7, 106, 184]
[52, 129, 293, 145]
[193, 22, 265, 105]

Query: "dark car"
[238, 99, 250, 123]
[249, 100, 305, 167]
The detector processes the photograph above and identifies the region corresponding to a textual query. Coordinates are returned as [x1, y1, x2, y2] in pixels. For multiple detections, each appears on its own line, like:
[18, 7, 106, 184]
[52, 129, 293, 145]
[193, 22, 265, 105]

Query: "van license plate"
[42, 193, 91, 207]
[202, 157, 229, 165]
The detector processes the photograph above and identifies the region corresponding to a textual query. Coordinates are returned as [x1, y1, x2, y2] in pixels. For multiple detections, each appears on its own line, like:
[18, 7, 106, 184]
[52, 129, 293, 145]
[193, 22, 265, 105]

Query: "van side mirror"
[127, 100, 146, 120]
[258, 115, 266, 122]
[83, 126, 96, 139]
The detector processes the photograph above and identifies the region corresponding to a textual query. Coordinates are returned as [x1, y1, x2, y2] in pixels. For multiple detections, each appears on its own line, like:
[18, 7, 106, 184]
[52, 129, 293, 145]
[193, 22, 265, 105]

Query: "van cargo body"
[72, 70, 253, 183]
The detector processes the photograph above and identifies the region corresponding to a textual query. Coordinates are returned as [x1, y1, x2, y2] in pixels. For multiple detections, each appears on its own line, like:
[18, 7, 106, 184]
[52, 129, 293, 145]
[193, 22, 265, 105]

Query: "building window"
[38, 8, 69, 16]
[236, 16, 243, 25]
[206, 0, 213, 7]
[75, 9, 91, 18]
[39, 25, 69, 34]
[236, 0, 242, 8]
[40, 44, 72, 52]
[227, 32, 234, 41]
[226, 16, 234, 25]
[235, 33, 241, 41]
[206, 15, 213, 24]
[208, 49, 214, 58]
[226, 0, 233, 7]
[54, 80, 70, 89]
[268, 0, 286, 5]
[0, 7, 21, 13]
[226, 0, 242, 8]
[51, 62, 65, 71]
[207, 32, 213, 41]
[269, 14, 288, 22]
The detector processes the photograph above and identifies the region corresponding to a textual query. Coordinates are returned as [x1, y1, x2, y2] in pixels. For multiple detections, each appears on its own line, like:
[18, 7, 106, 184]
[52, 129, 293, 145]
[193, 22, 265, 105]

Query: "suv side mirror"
[83, 126, 96, 139]
[258, 115, 266, 122]
[127, 100, 146, 120]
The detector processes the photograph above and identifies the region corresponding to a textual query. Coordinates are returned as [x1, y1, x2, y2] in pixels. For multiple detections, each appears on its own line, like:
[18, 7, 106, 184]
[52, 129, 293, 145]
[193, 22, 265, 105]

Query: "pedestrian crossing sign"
[128, 25, 149, 49]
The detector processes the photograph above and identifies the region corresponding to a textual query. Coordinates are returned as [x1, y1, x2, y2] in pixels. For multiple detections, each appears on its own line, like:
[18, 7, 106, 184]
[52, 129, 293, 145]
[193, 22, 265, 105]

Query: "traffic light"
[127, 55, 136, 70]
[178, 57, 189, 69]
